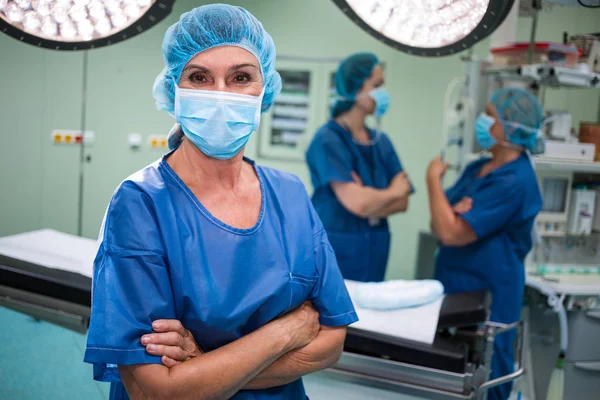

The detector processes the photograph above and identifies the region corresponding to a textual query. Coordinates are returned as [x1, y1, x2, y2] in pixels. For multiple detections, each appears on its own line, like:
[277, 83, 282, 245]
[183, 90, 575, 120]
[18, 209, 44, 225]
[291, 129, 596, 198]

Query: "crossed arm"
[119, 304, 346, 399]
[331, 171, 411, 219]
[427, 158, 477, 247]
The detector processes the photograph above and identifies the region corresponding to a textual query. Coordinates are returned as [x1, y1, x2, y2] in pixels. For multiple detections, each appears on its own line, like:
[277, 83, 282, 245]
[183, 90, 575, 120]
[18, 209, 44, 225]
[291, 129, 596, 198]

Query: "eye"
[190, 73, 207, 83]
[233, 72, 251, 83]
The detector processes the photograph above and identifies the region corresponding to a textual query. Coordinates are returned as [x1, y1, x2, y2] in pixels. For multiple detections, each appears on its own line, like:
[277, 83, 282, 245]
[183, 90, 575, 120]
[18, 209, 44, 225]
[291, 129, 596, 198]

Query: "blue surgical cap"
[152, 4, 282, 115]
[331, 53, 380, 118]
[490, 88, 544, 152]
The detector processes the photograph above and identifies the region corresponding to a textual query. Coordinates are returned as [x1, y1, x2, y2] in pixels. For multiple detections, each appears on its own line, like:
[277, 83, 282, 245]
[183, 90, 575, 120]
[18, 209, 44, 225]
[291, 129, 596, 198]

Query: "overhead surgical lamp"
[0, 0, 174, 50]
[332, 0, 516, 57]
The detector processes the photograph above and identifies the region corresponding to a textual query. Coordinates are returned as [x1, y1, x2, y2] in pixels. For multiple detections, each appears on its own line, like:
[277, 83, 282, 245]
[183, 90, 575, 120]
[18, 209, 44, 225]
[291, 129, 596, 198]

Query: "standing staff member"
[427, 88, 544, 400]
[306, 53, 413, 282]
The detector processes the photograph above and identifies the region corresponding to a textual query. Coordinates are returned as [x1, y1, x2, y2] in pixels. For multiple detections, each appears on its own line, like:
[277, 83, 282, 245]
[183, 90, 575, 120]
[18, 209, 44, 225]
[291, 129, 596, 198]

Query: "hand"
[351, 171, 363, 186]
[274, 302, 320, 351]
[389, 172, 411, 197]
[427, 157, 449, 182]
[452, 197, 473, 214]
[141, 320, 202, 368]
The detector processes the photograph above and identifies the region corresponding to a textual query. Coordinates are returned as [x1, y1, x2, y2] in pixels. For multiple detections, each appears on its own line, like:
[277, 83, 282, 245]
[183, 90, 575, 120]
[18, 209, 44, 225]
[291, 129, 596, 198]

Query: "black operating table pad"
[344, 290, 492, 374]
[0, 253, 92, 307]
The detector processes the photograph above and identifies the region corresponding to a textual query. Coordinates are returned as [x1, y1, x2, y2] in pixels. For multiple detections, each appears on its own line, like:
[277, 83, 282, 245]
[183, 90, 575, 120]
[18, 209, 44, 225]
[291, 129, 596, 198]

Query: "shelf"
[483, 64, 600, 88]
[534, 157, 600, 173]
[537, 231, 600, 238]
[465, 154, 600, 173]
[538, 232, 570, 238]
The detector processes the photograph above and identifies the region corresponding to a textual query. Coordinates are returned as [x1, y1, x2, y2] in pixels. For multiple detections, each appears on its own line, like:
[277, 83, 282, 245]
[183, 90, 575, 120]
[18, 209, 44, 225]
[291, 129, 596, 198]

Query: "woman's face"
[178, 46, 263, 96]
[354, 65, 384, 115]
[485, 102, 506, 144]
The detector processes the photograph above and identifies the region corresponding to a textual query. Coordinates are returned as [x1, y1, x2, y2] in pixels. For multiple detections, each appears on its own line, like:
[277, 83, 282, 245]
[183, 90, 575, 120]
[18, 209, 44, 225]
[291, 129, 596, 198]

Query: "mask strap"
[335, 94, 355, 102]
[254, 88, 266, 131]
[335, 88, 380, 103]
[174, 86, 182, 123]
[499, 140, 525, 151]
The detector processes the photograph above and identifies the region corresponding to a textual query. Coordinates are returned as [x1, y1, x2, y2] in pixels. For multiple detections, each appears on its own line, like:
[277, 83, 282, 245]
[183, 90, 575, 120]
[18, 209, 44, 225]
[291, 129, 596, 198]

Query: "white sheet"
[0, 229, 97, 278]
[345, 280, 443, 345]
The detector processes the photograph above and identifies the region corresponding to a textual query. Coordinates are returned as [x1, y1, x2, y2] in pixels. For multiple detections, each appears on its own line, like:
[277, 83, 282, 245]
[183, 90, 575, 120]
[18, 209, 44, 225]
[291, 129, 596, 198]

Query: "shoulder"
[497, 155, 537, 188]
[515, 156, 542, 197]
[309, 121, 345, 148]
[465, 157, 490, 172]
[375, 132, 399, 154]
[104, 161, 165, 229]
[111, 161, 164, 205]
[100, 161, 168, 250]
[480, 157, 535, 196]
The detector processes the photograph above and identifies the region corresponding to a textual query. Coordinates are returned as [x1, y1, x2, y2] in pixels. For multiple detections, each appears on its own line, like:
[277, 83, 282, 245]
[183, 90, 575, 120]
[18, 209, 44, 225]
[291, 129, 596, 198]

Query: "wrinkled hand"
[427, 157, 449, 182]
[141, 320, 202, 368]
[452, 197, 473, 214]
[390, 172, 411, 196]
[275, 302, 320, 351]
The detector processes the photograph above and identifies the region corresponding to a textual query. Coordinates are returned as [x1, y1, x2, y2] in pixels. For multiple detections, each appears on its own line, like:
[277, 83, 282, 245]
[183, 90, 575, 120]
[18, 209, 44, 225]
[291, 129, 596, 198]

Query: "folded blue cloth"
[355, 280, 444, 310]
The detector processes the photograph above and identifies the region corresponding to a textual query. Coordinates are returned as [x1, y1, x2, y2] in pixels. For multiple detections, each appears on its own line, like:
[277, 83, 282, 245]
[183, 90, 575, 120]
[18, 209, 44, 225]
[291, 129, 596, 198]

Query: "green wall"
[1, 1, 599, 279]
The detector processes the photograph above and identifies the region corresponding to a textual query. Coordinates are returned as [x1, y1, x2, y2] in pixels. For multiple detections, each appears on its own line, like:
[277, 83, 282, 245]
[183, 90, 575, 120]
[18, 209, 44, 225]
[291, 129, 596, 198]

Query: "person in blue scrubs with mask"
[427, 88, 544, 400]
[306, 53, 413, 282]
[83, 5, 357, 400]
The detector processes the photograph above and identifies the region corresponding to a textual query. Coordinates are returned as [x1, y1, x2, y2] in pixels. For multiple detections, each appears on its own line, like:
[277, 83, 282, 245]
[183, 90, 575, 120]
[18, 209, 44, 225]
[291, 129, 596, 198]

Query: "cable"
[577, 0, 600, 9]
[526, 279, 569, 353]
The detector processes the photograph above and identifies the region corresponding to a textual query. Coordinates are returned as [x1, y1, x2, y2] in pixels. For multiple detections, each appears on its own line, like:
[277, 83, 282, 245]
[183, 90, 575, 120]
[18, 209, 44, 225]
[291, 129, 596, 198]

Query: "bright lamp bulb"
[32, 0, 51, 17]
[0, 0, 170, 49]
[69, 4, 88, 22]
[40, 16, 56, 36]
[333, 0, 513, 57]
[22, 10, 40, 31]
[345, 0, 490, 49]
[5, 3, 23, 23]
[14, 0, 31, 9]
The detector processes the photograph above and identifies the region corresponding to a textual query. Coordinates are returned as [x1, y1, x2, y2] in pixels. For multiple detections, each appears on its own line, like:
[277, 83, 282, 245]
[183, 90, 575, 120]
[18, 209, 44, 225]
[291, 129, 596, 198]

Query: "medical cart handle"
[574, 361, 600, 372]
[475, 320, 525, 397]
[586, 311, 600, 320]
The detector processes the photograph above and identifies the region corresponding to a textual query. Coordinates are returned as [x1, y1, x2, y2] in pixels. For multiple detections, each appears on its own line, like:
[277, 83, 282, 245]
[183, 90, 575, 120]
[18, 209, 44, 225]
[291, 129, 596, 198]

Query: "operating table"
[0, 230, 94, 333]
[328, 290, 525, 400]
[0, 230, 524, 399]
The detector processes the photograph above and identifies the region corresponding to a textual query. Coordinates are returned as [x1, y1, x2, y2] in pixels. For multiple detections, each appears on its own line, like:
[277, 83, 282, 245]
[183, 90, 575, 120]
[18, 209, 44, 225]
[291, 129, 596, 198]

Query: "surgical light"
[332, 0, 516, 57]
[0, 0, 174, 50]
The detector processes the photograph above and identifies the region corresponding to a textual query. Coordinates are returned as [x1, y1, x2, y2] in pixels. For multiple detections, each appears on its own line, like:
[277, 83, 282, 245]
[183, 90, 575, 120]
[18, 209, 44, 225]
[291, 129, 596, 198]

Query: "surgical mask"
[369, 87, 390, 118]
[174, 87, 264, 160]
[475, 113, 497, 151]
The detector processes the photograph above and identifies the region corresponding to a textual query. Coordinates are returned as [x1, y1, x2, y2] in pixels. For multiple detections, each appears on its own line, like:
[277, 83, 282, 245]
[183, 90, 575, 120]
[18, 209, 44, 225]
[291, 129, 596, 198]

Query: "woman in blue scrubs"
[306, 53, 413, 282]
[427, 88, 544, 400]
[83, 5, 357, 400]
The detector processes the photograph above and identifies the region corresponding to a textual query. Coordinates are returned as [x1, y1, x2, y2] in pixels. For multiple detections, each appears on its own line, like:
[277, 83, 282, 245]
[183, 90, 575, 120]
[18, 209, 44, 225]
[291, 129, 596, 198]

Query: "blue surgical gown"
[306, 120, 413, 282]
[84, 155, 358, 400]
[435, 153, 542, 400]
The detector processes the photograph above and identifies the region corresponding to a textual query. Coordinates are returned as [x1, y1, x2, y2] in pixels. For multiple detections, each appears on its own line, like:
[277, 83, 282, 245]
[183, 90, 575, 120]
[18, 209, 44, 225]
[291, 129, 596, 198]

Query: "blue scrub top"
[306, 120, 413, 282]
[84, 155, 358, 400]
[435, 153, 542, 347]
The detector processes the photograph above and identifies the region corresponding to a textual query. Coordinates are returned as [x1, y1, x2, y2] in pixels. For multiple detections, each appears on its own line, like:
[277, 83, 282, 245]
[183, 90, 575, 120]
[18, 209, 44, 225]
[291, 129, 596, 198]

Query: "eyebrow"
[183, 64, 209, 73]
[231, 63, 259, 72]
[183, 63, 259, 72]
